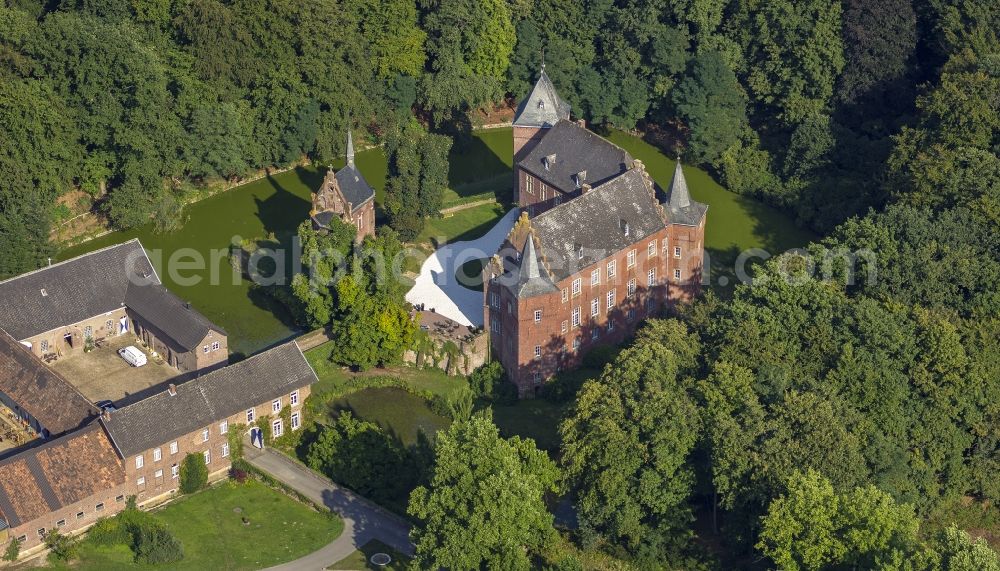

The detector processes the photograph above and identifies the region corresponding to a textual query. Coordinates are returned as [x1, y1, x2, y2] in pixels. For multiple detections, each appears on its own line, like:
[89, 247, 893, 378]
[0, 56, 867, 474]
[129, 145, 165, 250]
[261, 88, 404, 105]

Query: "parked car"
[95, 400, 117, 413]
[118, 346, 147, 367]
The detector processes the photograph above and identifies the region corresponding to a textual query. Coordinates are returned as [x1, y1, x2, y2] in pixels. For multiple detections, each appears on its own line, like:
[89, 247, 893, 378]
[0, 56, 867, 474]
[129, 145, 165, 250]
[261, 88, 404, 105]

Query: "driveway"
[246, 447, 414, 570]
[405, 207, 519, 326]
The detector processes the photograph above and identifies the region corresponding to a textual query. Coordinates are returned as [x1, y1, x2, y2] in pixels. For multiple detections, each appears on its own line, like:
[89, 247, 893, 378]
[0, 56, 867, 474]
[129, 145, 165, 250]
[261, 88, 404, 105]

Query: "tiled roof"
[0, 331, 98, 435]
[101, 341, 317, 457]
[124, 283, 225, 352]
[334, 165, 375, 214]
[506, 168, 667, 287]
[513, 70, 571, 128]
[665, 160, 708, 226]
[518, 120, 633, 194]
[0, 240, 155, 341]
[0, 424, 123, 528]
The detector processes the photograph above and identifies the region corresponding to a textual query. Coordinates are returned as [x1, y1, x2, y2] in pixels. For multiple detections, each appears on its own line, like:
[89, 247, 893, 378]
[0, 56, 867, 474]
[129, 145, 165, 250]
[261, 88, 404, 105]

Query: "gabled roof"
[0, 423, 123, 528]
[0, 331, 98, 435]
[513, 69, 571, 128]
[665, 160, 708, 226]
[501, 168, 666, 290]
[334, 165, 376, 214]
[124, 283, 226, 352]
[518, 120, 633, 194]
[101, 341, 318, 457]
[0, 240, 156, 340]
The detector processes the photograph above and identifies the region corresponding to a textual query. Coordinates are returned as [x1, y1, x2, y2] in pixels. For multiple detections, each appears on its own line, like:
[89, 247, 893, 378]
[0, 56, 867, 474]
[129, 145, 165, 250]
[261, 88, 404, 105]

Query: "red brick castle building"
[485, 70, 708, 396]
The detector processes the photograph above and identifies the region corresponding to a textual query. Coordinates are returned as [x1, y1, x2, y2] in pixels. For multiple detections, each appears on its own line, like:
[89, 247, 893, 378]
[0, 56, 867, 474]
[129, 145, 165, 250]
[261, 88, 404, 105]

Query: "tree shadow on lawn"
[448, 129, 512, 187]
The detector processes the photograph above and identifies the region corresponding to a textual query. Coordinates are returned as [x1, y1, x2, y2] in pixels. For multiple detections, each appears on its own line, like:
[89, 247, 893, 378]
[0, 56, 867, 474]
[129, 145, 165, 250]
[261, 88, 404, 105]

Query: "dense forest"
[2, 0, 999, 568]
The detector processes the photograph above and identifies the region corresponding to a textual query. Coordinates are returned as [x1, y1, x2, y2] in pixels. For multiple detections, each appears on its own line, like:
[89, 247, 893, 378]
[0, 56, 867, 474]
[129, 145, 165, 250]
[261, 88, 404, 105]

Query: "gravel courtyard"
[51, 335, 179, 406]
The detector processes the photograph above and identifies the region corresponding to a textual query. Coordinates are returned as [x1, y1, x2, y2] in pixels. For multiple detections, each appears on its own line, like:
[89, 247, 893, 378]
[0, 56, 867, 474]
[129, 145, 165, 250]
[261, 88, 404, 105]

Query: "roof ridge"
[0, 238, 148, 286]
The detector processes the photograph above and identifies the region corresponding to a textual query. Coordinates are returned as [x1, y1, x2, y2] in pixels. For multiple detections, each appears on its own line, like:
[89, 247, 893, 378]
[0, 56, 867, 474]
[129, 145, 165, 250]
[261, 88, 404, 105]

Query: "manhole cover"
[233, 507, 242, 513]
[369, 552, 392, 566]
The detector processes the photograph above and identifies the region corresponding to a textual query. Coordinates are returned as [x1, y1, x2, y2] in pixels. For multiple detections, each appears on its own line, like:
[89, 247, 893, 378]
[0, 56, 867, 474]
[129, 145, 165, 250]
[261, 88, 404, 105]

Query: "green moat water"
[59, 129, 814, 356]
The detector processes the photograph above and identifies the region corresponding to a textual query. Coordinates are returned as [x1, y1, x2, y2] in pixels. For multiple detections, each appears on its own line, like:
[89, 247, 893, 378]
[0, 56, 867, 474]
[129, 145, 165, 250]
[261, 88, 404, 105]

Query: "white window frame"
[534, 345, 541, 359]
[607, 260, 616, 280]
[627, 249, 636, 268]
[272, 398, 281, 413]
[211, 341, 220, 351]
[291, 412, 301, 431]
[153, 448, 162, 462]
[135, 455, 143, 469]
[219, 420, 228, 435]
[171, 464, 179, 479]
[272, 419, 284, 439]
[290, 390, 299, 407]
[607, 289, 616, 309]
[561, 320, 568, 333]
[137, 476, 146, 489]
[674, 246, 682, 258]
[534, 309, 542, 323]
[648, 267, 656, 286]
[203, 450, 211, 465]
[561, 288, 568, 303]
[571, 278, 581, 296]
[202, 345, 209, 354]
[648, 240, 657, 257]
[201, 428, 209, 443]
[571, 307, 581, 327]
[674, 268, 682, 280]
[591, 298, 599, 317]
[170, 441, 178, 455]
[628, 278, 637, 297]
[222, 443, 230, 458]
[590, 269, 600, 286]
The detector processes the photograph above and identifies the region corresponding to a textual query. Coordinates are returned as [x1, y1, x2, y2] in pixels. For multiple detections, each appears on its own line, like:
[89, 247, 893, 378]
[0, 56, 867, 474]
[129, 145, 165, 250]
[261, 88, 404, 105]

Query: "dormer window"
[544, 154, 557, 170]
[537, 99, 545, 109]
[40, 289, 47, 297]
[574, 171, 587, 188]
[620, 219, 630, 237]
[576, 244, 584, 260]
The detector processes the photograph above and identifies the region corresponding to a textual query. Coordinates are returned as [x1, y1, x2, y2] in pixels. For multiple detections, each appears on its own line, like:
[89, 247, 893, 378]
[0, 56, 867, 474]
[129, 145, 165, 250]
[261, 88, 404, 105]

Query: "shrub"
[230, 466, 249, 484]
[43, 530, 77, 561]
[179, 452, 208, 494]
[133, 526, 183, 564]
[494, 380, 519, 405]
[3, 537, 20, 562]
[469, 361, 506, 399]
[88, 517, 129, 546]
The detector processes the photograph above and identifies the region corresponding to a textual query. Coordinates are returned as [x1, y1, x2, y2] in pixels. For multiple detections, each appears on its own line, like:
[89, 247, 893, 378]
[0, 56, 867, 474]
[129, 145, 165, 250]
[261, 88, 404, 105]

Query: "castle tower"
[512, 64, 571, 162]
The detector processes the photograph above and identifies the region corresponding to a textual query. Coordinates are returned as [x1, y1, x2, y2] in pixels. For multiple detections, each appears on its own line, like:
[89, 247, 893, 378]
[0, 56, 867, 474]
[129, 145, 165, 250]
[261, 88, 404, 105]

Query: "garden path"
[248, 447, 414, 570]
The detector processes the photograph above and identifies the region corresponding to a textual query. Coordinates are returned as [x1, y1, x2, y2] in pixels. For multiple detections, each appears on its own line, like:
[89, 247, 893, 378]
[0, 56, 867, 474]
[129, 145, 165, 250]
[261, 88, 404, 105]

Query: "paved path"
[247, 448, 414, 570]
[405, 207, 519, 327]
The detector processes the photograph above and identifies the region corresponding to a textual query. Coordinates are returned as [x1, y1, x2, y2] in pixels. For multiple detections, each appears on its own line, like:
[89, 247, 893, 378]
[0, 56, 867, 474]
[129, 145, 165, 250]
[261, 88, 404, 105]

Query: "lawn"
[46, 481, 343, 571]
[329, 539, 411, 571]
[327, 387, 451, 446]
[414, 201, 509, 249]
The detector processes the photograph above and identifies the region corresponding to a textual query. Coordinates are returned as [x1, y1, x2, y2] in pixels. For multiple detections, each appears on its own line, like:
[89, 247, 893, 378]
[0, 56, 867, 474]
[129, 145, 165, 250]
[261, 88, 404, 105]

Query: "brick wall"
[129, 314, 227, 374]
[513, 126, 546, 163]
[122, 384, 311, 507]
[20, 308, 128, 361]
[352, 201, 376, 242]
[7, 482, 127, 552]
[488, 224, 705, 396]
[516, 169, 572, 213]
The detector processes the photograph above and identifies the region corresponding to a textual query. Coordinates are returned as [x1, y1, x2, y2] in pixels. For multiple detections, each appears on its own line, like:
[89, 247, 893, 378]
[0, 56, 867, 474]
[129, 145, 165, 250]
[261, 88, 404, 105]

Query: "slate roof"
[101, 341, 317, 457]
[334, 165, 376, 214]
[506, 168, 667, 289]
[665, 160, 708, 226]
[0, 331, 98, 435]
[0, 239, 224, 353]
[519, 120, 633, 194]
[512, 236, 559, 298]
[513, 69, 571, 128]
[0, 240, 156, 341]
[0, 423, 123, 528]
[124, 283, 226, 352]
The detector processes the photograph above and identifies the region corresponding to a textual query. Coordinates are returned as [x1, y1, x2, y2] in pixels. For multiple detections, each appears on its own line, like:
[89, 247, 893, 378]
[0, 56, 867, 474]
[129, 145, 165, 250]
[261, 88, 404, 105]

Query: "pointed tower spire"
[668, 157, 691, 210]
[521, 235, 544, 280]
[346, 128, 355, 168]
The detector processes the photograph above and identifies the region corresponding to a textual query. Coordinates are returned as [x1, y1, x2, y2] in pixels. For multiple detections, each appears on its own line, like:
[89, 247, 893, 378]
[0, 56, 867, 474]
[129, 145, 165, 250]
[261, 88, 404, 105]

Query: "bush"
[179, 453, 208, 494]
[133, 526, 184, 564]
[230, 466, 249, 484]
[43, 530, 77, 561]
[469, 361, 506, 399]
[88, 517, 130, 546]
[494, 380, 519, 405]
[3, 537, 20, 562]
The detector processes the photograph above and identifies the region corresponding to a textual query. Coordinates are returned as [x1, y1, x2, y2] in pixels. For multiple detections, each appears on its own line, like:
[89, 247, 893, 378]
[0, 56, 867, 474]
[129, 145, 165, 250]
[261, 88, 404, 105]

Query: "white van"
[118, 346, 147, 367]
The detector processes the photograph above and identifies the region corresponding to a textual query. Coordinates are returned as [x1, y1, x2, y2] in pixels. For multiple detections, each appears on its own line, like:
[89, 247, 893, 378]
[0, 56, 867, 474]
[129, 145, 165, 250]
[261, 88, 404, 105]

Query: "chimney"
[544, 153, 557, 170]
[167, 384, 177, 396]
[574, 170, 587, 188]
[183, 302, 191, 310]
[580, 183, 592, 194]
[576, 118, 586, 129]
[101, 409, 111, 422]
